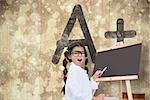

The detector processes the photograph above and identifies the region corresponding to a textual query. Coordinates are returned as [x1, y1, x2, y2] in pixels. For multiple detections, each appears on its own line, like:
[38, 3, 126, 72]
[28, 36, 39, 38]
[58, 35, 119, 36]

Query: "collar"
[70, 62, 86, 73]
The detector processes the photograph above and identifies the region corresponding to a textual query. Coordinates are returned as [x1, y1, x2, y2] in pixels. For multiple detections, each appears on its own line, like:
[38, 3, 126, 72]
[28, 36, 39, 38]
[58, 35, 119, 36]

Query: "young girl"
[62, 42, 103, 100]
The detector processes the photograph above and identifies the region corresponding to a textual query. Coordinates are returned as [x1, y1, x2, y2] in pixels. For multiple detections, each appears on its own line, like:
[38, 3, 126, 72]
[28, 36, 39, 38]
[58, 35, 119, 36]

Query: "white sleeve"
[89, 77, 98, 90]
[68, 70, 84, 100]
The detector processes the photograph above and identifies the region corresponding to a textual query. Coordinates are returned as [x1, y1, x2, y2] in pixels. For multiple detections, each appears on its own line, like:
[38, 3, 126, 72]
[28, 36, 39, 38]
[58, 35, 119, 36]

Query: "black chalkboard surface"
[93, 43, 142, 77]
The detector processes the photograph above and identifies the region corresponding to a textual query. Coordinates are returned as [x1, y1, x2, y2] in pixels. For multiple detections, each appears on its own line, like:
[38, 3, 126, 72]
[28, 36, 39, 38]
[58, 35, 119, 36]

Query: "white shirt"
[64, 62, 98, 100]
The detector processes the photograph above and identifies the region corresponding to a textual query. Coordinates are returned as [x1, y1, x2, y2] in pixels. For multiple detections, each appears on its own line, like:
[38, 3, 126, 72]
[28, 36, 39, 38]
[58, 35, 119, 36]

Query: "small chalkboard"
[93, 43, 142, 77]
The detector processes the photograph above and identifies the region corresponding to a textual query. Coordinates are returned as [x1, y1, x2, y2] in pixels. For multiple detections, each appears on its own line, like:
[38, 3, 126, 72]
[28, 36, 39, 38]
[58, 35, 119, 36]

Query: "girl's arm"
[90, 70, 103, 89]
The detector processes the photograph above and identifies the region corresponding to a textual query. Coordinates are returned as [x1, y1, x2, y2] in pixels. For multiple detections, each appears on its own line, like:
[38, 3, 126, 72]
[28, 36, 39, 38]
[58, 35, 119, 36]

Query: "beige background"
[0, 0, 150, 100]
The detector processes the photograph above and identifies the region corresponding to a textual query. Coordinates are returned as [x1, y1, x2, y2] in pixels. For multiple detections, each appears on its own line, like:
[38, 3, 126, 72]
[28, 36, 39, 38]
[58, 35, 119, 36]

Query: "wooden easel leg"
[125, 80, 133, 100]
[119, 80, 123, 100]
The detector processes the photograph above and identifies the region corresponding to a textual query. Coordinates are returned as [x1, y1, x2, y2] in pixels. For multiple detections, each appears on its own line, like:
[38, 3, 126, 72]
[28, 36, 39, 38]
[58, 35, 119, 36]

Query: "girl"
[62, 42, 103, 100]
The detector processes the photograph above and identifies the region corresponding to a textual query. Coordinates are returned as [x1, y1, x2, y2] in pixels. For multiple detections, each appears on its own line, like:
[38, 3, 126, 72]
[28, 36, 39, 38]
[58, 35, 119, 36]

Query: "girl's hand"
[92, 96, 97, 100]
[92, 70, 103, 81]
[92, 94, 105, 100]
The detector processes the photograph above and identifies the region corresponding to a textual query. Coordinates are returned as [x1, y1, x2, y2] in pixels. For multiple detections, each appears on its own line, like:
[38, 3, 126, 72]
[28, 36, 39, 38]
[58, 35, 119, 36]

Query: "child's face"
[69, 46, 85, 67]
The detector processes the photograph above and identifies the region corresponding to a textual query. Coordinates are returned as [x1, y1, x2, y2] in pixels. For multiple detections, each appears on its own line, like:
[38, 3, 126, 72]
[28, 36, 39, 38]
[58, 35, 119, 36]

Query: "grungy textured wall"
[0, 0, 150, 100]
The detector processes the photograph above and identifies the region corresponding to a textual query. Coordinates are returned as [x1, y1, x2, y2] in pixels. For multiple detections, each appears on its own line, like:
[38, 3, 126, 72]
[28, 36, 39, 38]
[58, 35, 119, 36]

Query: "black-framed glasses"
[71, 51, 85, 57]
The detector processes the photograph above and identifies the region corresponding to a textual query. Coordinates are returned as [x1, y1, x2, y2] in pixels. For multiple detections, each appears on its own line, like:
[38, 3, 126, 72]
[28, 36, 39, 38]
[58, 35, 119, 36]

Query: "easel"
[94, 75, 138, 100]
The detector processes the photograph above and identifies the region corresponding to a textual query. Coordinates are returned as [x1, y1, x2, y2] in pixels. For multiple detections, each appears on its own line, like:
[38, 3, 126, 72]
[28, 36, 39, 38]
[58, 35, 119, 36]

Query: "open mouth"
[77, 59, 82, 62]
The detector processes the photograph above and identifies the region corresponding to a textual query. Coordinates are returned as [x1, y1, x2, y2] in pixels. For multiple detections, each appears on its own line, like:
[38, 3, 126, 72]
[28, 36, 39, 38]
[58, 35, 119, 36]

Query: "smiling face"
[68, 46, 85, 67]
